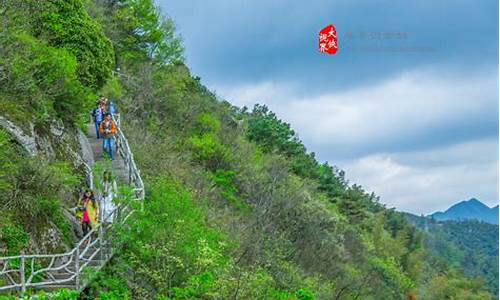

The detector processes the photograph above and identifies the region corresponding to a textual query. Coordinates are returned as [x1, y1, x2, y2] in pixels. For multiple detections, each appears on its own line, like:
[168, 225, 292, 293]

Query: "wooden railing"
[0, 112, 144, 296]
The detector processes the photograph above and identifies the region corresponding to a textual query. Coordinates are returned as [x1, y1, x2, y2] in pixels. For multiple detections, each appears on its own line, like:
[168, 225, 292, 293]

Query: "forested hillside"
[0, 0, 496, 299]
[406, 213, 499, 296]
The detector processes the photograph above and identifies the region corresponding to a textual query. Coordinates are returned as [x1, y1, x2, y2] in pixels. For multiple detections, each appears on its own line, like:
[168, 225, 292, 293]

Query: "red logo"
[319, 24, 338, 55]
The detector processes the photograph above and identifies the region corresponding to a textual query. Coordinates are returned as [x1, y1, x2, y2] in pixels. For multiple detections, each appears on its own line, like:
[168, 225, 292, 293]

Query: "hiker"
[99, 113, 117, 160]
[91, 101, 105, 139]
[101, 171, 117, 223]
[101, 97, 108, 108]
[107, 100, 117, 116]
[76, 190, 98, 237]
[98, 97, 108, 114]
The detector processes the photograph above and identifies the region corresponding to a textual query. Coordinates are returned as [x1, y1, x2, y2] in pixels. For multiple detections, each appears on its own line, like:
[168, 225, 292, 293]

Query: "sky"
[156, 0, 499, 215]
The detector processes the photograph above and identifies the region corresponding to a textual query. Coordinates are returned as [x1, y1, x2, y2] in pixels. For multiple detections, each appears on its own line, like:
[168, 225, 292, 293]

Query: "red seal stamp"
[319, 24, 338, 55]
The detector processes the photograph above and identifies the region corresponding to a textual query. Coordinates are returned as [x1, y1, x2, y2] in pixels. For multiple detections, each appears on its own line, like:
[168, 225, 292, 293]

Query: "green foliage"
[337, 185, 369, 222]
[15, 289, 80, 300]
[0, 213, 29, 255]
[187, 113, 231, 170]
[0, 0, 494, 298]
[0, 31, 93, 123]
[246, 104, 354, 204]
[294, 288, 315, 300]
[422, 273, 494, 300]
[195, 113, 221, 134]
[0, 132, 79, 253]
[187, 133, 231, 170]
[247, 104, 297, 153]
[87, 176, 311, 299]
[317, 163, 346, 198]
[210, 170, 249, 210]
[99, 75, 123, 100]
[49, 289, 80, 300]
[1, 0, 113, 90]
[407, 214, 499, 295]
[37, 0, 114, 89]
[249, 105, 317, 178]
[88, 176, 228, 298]
[246, 105, 320, 178]
[0, 131, 16, 192]
[2, 159, 78, 223]
[113, 0, 183, 65]
[85, 0, 494, 296]
[93, 277, 131, 300]
[369, 256, 414, 292]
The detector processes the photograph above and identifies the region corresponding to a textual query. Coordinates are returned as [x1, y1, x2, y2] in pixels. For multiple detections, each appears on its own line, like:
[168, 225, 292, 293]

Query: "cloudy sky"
[157, 0, 498, 214]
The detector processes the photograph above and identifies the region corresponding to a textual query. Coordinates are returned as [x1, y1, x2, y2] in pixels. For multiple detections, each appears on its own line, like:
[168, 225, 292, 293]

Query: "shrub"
[210, 170, 249, 210]
[187, 133, 231, 171]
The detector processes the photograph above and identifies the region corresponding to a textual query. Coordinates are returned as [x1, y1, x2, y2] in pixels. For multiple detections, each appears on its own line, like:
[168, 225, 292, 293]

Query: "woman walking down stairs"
[0, 110, 145, 296]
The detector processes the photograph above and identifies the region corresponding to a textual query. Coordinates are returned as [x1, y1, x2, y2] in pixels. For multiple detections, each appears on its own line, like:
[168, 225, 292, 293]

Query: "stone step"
[79, 259, 102, 268]
[49, 272, 76, 280]
[39, 284, 77, 291]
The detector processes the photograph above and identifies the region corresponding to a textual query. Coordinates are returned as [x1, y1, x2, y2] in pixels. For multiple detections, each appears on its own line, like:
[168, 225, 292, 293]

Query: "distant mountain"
[429, 198, 498, 224]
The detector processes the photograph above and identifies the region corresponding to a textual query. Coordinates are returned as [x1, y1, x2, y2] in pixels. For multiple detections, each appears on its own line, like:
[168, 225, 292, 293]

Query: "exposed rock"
[78, 129, 94, 167]
[0, 116, 37, 155]
[50, 119, 65, 137]
[35, 134, 55, 159]
[63, 208, 83, 239]
[1, 114, 94, 252]
[73, 129, 94, 189]
[42, 227, 62, 249]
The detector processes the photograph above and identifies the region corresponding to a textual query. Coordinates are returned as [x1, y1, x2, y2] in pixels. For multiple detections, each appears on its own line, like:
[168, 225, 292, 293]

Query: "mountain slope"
[1, 0, 497, 299]
[430, 198, 498, 224]
[406, 213, 499, 295]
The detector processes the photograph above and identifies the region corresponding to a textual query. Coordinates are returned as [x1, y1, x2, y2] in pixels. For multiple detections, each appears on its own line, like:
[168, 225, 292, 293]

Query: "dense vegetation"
[0, 0, 496, 299]
[0, 130, 79, 255]
[0, 0, 111, 257]
[406, 214, 499, 296]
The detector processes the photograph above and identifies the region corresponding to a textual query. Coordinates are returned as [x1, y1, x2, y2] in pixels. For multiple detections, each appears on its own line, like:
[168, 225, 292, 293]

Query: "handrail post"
[128, 156, 132, 185]
[75, 247, 80, 290]
[0, 105, 148, 296]
[98, 193, 102, 261]
[89, 167, 94, 190]
[100, 227, 104, 263]
[20, 252, 25, 296]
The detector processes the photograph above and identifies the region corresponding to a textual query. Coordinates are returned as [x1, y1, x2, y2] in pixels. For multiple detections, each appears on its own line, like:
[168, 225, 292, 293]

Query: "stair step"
[52, 266, 76, 273]
[82, 260, 102, 267]
[79, 244, 99, 251]
[49, 273, 76, 280]
[0, 122, 138, 295]
[39, 284, 76, 291]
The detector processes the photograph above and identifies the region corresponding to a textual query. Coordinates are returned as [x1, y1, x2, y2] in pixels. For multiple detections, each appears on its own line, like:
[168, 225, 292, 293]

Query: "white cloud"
[214, 68, 498, 214]
[217, 69, 498, 152]
[338, 138, 498, 214]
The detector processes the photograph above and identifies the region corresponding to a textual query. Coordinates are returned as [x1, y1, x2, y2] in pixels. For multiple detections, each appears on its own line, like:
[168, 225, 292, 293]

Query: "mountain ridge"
[429, 198, 498, 224]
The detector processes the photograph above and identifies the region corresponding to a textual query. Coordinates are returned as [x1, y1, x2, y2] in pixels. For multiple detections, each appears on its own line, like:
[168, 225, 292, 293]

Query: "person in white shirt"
[101, 171, 117, 223]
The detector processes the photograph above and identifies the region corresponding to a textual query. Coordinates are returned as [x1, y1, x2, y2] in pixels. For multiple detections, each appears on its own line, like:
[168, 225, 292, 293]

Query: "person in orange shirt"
[99, 113, 117, 160]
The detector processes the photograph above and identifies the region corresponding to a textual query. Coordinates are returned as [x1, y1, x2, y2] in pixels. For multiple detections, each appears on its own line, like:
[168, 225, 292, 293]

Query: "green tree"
[36, 0, 114, 88]
[109, 0, 183, 67]
[0, 31, 92, 122]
